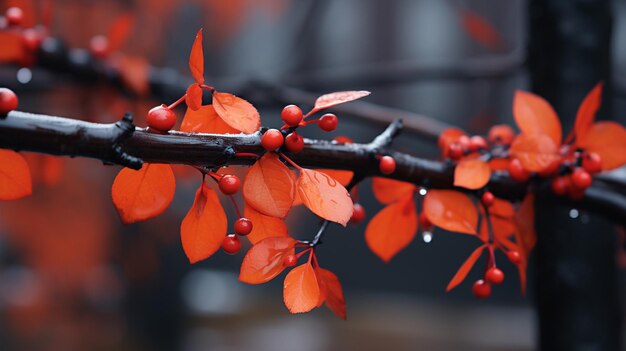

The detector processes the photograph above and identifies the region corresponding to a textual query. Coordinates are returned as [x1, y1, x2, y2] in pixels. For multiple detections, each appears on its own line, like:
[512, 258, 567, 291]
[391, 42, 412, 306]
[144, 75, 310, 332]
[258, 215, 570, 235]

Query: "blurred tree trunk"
[528, 0, 621, 350]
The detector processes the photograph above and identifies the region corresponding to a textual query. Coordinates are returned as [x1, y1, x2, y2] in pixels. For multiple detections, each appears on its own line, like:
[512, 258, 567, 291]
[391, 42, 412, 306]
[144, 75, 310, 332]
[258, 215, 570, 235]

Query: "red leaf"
[365, 194, 417, 262]
[316, 268, 346, 320]
[180, 183, 227, 263]
[244, 203, 289, 244]
[212, 92, 261, 134]
[576, 121, 626, 170]
[189, 29, 204, 84]
[317, 169, 354, 187]
[297, 169, 353, 226]
[117, 56, 150, 96]
[574, 82, 603, 142]
[454, 159, 491, 190]
[509, 133, 560, 172]
[459, 9, 503, 50]
[111, 163, 175, 224]
[180, 105, 239, 134]
[309, 91, 371, 115]
[185, 84, 203, 111]
[514, 193, 536, 294]
[239, 236, 296, 284]
[513, 90, 562, 145]
[446, 245, 486, 292]
[423, 190, 478, 235]
[0, 150, 32, 200]
[372, 177, 416, 204]
[243, 153, 295, 218]
[283, 262, 320, 314]
[107, 13, 134, 53]
[0, 32, 24, 63]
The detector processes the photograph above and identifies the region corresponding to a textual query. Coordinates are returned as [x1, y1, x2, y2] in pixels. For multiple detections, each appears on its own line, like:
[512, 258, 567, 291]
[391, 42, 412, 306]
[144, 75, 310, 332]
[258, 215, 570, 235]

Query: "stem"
[167, 95, 186, 110]
[310, 221, 330, 247]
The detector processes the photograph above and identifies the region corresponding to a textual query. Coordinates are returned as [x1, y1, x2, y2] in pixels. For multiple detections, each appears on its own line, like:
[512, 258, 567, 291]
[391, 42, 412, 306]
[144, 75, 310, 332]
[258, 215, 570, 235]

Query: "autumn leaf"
[576, 121, 626, 170]
[297, 169, 353, 226]
[513, 193, 536, 294]
[111, 163, 175, 224]
[308, 91, 371, 115]
[180, 105, 240, 134]
[316, 268, 346, 320]
[212, 92, 261, 134]
[185, 84, 203, 111]
[239, 236, 296, 284]
[317, 169, 354, 187]
[372, 177, 416, 204]
[574, 82, 603, 142]
[117, 55, 150, 96]
[244, 203, 289, 244]
[446, 245, 486, 292]
[189, 29, 204, 84]
[0, 150, 32, 200]
[509, 133, 560, 172]
[459, 9, 503, 50]
[454, 159, 491, 190]
[243, 153, 295, 218]
[283, 262, 320, 314]
[0, 32, 25, 63]
[180, 183, 227, 263]
[423, 190, 478, 235]
[107, 13, 134, 53]
[513, 90, 562, 145]
[365, 194, 418, 262]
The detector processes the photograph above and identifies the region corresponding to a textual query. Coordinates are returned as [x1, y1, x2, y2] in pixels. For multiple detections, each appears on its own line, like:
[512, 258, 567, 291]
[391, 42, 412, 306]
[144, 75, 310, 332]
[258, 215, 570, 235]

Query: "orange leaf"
[316, 268, 346, 320]
[283, 262, 320, 314]
[244, 203, 289, 244]
[189, 29, 204, 84]
[317, 169, 354, 187]
[243, 153, 295, 218]
[372, 177, 415, 204]
[212, 92, 261, 134]
[180, 183, 227, 263]
[180, 105, 240, 134]
[574, 82, 603, 142]
[185, 84, 203, 111]
[459, 9, 503, 50]
[446, 245, 485, 292]
[514, 193, 536, 294]
[423, 190, 478, 235]
[509, 133, 560, 172]
[576, 121, 626, 170]
[297, 169, 353, 226]
[111, 163, 175, 224]
[117, 56, 150, 96]
[513, 90, 562, 145]
[309, 91, 371, 114]
[0, 150, 32, 200]
[0, 32, 24, 63]
[489, 198, 515, 219]
[453, 159, 491, 190]
[107, 13, 134, 53]
[239, 236, 296, 284]
[365, 194, 417, 262]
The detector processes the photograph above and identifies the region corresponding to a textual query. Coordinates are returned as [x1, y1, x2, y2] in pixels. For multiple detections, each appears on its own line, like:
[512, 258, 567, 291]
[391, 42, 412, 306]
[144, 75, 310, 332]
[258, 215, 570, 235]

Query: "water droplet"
[422, 231, 433, 243]
[569, 208, 579, 219]
[17, 68, 32, 84]
[418, 188, 427, 196]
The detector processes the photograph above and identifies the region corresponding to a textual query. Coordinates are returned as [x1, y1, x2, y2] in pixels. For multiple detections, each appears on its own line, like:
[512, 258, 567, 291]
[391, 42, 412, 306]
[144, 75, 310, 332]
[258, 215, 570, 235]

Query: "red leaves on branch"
[365, 193, 417, 262]
[189, 29, 204, 84]
[180, 105, 239, 134]
[307, 91, 371, 116]
[297, 169, 353, 226]
[316, 267, 346, 319]
[372, 177, 416, 204]
[509, 133, 560, 172]
[513, 90, 562, 145]
[239, 236, 296, 284]
[0, 150, 32, 200]
[243, 153, 295, 219]
[185, 84, 203, 111]
[180, 182, 227, 263]
[243, 204, 288, 244]
[454, 159, 491, 190]
[576, 122, 626, 170]
[573, 82, 603, 142]
[283, 261, 320, 313]
[111, 164, 175, 224]
[423, 190, 478, 235]
[446, 245, 486, 292]
[212, 92, 261, 134]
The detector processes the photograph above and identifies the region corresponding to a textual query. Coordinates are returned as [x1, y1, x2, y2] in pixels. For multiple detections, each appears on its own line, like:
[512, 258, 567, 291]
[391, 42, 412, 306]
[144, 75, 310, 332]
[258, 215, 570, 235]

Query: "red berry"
[485, 267, 505, 285]
[221, 234, 241, 255]
[419, 212, 432, 230]
[21, 28, 42, 52]
[508, 159, 530, 182]
[283, 254, 297, 267]
[89, 35, 109, 58]
[0, 88, 18, 115]
[261, 129, 284, 151]
[285, 132, 304, 153]
[448, 143, 464, 160]
[350, 203, 366, 224]
[319, 113, 338, 132]
[234, 218, 253, 236]
[472, 279, 492, 299]
[458, 135, 471, 151]
[146, 104, 176, 132]
[379, 156, 396, 175]
[5, 7, 23, 26]
[481, 191, 495, 207]
[469, 136, 488, 151]
[218, 175, 240, 195]
[507, 250, 521, 264]
[571, 168, 592, 190]
[551, 176, 570, 196]
[582, 152, 602, 174]
[488, 124, 515, 145]
[281, 105, 303, 127]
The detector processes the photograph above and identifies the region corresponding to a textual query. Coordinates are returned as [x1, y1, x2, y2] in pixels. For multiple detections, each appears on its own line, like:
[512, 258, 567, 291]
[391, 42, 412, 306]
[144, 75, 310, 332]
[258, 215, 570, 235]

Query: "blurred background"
[0, 0, 625, 350]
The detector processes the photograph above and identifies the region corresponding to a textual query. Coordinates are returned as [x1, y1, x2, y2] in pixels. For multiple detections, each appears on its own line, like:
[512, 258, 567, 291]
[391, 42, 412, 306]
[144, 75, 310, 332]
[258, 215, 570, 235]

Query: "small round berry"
[507, 250, 521, 264]
[485, 267, 505, 285]
[508, 159, 530, 182]
[146, 104, 176, 132]
[419, 212, 432, 230]
[551, 176, 570, 196]
[458, 135, 471, 151]
[218, 175, 240, 195]
[281, 105, 303, 127]
[21, 28, 42, 52]
[582, 152, 602, 174]
[221, 234, 241, 255]
[481, 191, 495, 207]
[469, 136, 488, 151]
[285, 132, 304, 153]
[89, 35, 109, 58]
[261, 129, 284, 151]
[571, 167, 592, 190]
[488, 124, 515, 145]
[447, 143, 464, 160]
[350, 203, 366, 224]
[472, 279, 492, 299]
[283, 254, 298, 267]
[0, 88, 19, 115]
[5, 7, 23, 26]
[319, 113, 338, 132]
[379, 156, 396, 175]
[234, 218, 253, 236]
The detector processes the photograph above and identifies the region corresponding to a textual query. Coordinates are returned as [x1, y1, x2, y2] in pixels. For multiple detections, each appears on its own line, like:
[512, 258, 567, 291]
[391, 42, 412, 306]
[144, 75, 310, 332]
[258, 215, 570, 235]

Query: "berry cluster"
[471, 247, 521, 299]
[213, 174, 253, 255]
[549, 149, 601, 199]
